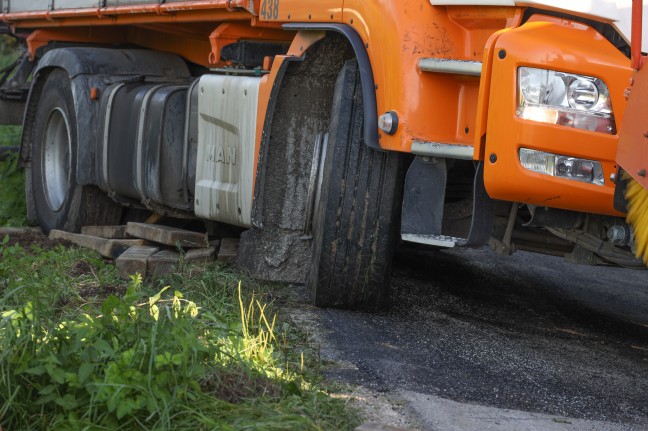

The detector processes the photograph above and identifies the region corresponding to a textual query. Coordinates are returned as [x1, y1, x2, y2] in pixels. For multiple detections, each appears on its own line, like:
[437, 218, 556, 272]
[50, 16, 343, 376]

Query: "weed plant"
[0, 150, 27, 227]
[0, 242, 360, 430]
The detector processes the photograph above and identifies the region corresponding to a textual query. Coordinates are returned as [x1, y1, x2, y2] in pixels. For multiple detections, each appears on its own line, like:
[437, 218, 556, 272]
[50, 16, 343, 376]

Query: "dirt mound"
[0, 227, 68, 251]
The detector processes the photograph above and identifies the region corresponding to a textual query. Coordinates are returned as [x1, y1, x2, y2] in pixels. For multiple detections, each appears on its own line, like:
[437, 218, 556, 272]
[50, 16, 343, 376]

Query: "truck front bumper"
[481, 15, 632, 216]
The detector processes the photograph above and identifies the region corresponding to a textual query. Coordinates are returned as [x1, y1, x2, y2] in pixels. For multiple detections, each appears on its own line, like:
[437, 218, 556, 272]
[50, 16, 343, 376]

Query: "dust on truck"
[0, 0, 642, 310]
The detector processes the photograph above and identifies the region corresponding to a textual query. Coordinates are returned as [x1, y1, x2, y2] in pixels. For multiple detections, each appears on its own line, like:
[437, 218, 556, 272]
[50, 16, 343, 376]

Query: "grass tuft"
[0, 243, 361, 430]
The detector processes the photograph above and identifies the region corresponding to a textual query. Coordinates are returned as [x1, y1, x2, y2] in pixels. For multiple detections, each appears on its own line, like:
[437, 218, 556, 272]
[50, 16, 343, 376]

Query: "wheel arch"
[282, 23, 380, 151]
[251, 31, 359, 229]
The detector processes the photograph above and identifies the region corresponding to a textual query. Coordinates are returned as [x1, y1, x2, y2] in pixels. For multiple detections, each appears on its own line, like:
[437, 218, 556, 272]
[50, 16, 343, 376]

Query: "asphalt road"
[306, 246, 648, 430]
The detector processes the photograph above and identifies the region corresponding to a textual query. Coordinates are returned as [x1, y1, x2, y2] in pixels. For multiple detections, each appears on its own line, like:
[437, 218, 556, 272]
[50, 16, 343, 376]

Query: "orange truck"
[0, 1, 643, 310]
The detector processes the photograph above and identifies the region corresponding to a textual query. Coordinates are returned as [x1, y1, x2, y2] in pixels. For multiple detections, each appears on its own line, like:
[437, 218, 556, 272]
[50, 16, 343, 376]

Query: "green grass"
[0, 127, 26, 227]
[0, 36, 27, 227]
[0, 242, 361, 430]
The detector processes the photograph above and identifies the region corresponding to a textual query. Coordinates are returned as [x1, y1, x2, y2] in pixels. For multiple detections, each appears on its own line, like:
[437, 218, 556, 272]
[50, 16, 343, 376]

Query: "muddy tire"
[307, 60, 405, 311]
[29, 69, 121, 234]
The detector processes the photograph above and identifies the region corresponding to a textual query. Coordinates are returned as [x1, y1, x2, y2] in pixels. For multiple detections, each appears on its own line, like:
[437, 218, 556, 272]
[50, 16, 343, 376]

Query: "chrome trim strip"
[411, 141, 474, 160]
[418, 58, 482, 76]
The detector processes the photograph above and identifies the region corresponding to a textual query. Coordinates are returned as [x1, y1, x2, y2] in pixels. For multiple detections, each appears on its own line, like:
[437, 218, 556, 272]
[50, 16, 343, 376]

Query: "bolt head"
[378, 111, 399, 135]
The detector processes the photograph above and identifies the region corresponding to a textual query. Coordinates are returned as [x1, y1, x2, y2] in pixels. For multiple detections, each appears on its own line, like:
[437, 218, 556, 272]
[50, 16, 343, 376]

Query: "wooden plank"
[217, 238, 239, 263]
[125, 222, 209, 248]
[81, 225, 127, 239]
[148, 250, 180, 277]
[0, 227, 43, 236]
[148, 246, 217, 277]
[48, 230, 144, 259]
[186, 246, 217, 262]
[116, 246, 159, 279]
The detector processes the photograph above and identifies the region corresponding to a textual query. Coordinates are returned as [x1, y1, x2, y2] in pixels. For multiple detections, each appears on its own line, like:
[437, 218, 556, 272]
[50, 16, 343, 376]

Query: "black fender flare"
[283, 23, 380, 151]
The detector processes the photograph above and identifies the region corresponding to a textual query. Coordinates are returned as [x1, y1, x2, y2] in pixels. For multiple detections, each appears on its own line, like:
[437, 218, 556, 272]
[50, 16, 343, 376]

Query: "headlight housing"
[517, 67, 616, 134]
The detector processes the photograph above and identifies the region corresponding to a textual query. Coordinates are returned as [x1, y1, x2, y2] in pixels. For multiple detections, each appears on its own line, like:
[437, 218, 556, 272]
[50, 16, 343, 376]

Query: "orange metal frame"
[262, 1, 522, 154]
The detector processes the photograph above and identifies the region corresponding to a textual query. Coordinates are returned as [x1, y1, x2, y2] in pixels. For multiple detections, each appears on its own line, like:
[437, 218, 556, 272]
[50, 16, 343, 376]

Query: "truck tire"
[307, 60, 404, 311]
[29, 69, 121, 234]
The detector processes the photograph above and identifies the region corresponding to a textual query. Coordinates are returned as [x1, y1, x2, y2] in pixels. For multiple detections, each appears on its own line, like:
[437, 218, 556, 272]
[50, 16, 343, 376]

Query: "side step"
[401, 233, 459, 248]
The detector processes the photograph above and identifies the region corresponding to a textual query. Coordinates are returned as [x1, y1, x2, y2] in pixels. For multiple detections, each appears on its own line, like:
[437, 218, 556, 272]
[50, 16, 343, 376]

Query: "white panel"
[105, 0, 160, 5]
[194, 74, 260, 227]
[8, 0, 50, 12]
[430, 0, 647, 52]
[613, 0, 648, 51]
[518, 1, 620, 21]
[2, 0, 203, 10]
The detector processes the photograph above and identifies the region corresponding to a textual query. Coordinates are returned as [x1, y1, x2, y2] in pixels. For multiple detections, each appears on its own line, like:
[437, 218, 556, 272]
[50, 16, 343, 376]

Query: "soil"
[0, 227, 68, 251]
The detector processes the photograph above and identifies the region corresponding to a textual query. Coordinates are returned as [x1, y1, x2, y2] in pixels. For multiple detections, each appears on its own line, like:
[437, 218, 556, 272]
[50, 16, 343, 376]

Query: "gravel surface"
[5, 228, 648, 429]
[308, 246, 648, 430]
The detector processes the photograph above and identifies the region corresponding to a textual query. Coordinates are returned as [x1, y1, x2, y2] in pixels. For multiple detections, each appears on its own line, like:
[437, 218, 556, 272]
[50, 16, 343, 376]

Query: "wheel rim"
[42, 108, 72, 212]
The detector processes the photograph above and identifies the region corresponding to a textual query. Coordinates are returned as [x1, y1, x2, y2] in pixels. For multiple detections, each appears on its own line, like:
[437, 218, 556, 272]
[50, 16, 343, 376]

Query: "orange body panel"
[339, 2, 521, 153]
[26, 28, 128, 57]
[473, 28, 511, 160]
[27, 24, 217, 67]
[258, 0, 342, 22]
[617, 61, 648, 189]
[483, 16, 632, 216]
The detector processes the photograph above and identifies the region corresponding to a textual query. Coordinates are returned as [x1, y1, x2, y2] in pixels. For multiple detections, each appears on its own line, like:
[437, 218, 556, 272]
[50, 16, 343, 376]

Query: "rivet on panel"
[489, 153, 497, 163]
[222, 88, 225, 94]
[350, 18, 354, 24]
[308, 14, 311, 19]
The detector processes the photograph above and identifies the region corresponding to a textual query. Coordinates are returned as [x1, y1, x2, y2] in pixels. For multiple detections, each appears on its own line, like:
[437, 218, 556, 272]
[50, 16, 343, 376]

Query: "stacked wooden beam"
[49, 222, 239, 279]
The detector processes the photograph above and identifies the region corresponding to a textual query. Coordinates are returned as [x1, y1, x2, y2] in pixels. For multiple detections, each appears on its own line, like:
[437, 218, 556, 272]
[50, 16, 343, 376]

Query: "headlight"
[517, 67, 616, 134]
[519, 148, 605, 186]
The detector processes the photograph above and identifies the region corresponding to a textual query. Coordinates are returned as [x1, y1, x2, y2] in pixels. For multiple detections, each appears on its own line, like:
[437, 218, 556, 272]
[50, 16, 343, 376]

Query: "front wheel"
[307, 60, 405, 311]
[29, 69, 121, 233]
